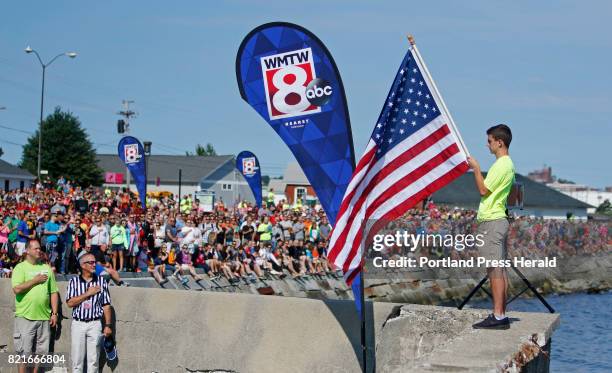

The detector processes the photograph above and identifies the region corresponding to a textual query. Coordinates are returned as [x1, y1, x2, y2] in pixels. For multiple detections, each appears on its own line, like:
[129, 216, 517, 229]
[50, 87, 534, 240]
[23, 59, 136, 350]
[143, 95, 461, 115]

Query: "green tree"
[596, 199, 612, 216]
[20, 107, 102, 186]
[186, 143, 217, 156]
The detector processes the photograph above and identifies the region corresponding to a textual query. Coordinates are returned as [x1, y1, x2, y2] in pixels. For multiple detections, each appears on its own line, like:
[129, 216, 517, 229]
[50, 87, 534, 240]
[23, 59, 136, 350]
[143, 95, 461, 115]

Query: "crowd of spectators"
[0, 177, 335, 285]
[1, 178, 610, 283]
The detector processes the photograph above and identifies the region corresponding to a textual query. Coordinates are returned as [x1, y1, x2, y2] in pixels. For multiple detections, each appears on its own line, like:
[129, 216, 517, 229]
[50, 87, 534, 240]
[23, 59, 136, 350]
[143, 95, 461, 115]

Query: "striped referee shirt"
[66, 274, 111, 321]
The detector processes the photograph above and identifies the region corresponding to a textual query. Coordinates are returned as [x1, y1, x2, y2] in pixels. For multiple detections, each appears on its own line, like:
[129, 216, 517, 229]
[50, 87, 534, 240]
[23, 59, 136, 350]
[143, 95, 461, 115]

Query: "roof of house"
[96, 154, 234, 184]
[267, 179, 286, 193]
[432, 172, 592, 209]
[0, 159, 36, 179]
[283, 162, 309, 185]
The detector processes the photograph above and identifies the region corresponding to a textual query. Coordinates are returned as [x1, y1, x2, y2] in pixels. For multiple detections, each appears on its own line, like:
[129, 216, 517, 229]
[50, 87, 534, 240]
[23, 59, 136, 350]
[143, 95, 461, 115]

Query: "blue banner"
[117, 136, 147, 209]
[236, 22, 355, 226]
[236, 150, 263, 208]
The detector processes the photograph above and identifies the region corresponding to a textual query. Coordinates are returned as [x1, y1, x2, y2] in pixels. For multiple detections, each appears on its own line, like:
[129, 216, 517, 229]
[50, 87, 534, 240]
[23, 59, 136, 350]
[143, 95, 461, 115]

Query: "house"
[0, 159, 35, 191]
[432, 172, 592, 220]
[96, 154, 254, 205]
[267, 162, 317, 205]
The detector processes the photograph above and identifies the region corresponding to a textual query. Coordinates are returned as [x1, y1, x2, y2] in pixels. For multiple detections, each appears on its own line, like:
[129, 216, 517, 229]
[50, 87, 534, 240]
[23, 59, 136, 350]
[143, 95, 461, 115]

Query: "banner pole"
[360, 263, 367, 373]
[407, 35, 471, 158]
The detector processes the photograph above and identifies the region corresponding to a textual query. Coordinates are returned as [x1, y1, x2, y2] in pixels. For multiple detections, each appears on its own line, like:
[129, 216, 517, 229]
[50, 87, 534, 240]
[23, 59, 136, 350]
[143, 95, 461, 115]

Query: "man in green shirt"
[467, 124, 515, 330]
[4, 208, 19, 253]
[12, 239, 60, 372]
[110, 218, 126, 271]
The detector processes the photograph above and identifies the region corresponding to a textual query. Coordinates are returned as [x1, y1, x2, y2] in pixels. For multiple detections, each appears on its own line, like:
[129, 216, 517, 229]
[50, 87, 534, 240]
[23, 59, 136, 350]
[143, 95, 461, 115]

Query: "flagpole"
[360, 263, 366, 373]
[407, 35, 471, 158]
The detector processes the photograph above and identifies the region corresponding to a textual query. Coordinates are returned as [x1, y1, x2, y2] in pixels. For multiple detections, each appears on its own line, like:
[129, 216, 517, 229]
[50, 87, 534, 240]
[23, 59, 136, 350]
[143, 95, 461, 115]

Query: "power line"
[0, 139, 25, 147]
[0, 124, 33, 135]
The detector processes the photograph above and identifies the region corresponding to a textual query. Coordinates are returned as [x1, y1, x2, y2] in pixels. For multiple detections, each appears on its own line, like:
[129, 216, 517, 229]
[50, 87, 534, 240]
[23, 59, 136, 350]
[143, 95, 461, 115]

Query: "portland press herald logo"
[261, 48, 333, 121]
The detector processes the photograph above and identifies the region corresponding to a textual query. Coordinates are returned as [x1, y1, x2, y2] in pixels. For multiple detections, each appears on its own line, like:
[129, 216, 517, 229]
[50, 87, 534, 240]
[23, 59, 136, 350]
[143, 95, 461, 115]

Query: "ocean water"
[471, 291, 611, 372]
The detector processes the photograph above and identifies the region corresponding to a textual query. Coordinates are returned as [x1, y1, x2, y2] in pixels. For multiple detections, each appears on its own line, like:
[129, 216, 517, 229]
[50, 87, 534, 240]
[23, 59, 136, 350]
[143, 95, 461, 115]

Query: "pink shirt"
[0, 225, 9, 244]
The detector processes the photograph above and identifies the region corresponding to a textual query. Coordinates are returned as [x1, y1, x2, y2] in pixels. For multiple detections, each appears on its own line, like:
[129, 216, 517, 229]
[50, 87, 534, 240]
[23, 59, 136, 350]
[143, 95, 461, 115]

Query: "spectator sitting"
[173, 244, 204, 284]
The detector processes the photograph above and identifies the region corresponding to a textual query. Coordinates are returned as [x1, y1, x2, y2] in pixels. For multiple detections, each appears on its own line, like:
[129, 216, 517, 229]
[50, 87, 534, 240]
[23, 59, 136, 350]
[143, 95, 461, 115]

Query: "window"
[4, 180, 9, 192]
[222, 183, 233, 191]
[295, 187, 307, 203]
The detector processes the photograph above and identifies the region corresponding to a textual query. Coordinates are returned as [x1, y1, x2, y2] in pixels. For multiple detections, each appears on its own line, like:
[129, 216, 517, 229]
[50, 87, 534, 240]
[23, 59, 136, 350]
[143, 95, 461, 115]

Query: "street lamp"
[25, 46, 77, 180]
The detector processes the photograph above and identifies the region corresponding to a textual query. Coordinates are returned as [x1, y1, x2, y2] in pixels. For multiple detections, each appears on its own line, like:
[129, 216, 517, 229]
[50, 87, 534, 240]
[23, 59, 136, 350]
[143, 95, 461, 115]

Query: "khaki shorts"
[476, 218, 509, 263]
[13, 316, 50, 355]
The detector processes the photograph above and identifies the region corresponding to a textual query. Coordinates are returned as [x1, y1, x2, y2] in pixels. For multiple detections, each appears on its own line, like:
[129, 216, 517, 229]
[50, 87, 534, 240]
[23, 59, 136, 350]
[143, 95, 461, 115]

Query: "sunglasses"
[82, 260, 96, 265]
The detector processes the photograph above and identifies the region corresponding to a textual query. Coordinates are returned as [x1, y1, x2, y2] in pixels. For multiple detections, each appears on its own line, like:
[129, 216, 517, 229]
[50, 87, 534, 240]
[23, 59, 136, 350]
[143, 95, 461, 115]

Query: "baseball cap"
[103, 336, 117, 361]
[77, 250, 92, 263]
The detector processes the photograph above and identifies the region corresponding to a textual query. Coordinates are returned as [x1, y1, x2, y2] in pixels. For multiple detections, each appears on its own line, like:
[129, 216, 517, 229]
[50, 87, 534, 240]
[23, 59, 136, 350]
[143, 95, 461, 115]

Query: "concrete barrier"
[0, 279, 559, 372]
[0, 279, 396, 373]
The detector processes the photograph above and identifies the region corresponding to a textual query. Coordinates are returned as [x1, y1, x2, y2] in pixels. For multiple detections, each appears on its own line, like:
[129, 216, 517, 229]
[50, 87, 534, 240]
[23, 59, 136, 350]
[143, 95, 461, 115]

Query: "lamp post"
[25, 46, 77, 180]
[143, 141, 152, 189]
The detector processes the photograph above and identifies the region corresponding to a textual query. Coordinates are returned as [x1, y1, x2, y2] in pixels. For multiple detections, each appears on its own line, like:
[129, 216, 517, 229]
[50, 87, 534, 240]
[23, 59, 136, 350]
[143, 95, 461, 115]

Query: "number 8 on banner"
[261, 48, 321, 120]
[124, 144, 139, 164]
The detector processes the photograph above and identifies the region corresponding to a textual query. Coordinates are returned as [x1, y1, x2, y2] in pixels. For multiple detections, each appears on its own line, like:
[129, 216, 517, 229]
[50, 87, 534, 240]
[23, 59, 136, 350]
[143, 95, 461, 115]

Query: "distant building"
[96, 154, 254, 205]
[267, 162, 317, 205]
[432, 171, 592, 220]
[527, 166, 553, 184]
[547, 181, 612, 214]
[0, 159, 35, 192]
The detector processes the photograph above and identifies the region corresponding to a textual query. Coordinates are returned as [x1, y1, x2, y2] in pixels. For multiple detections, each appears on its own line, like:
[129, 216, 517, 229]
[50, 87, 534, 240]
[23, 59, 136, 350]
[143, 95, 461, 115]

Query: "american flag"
[328, 47, 470, 285]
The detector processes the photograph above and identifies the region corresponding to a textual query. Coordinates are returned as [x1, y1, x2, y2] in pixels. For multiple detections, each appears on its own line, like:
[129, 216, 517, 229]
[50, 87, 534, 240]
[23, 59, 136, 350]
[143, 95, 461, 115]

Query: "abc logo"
[305, 78, 333, 106]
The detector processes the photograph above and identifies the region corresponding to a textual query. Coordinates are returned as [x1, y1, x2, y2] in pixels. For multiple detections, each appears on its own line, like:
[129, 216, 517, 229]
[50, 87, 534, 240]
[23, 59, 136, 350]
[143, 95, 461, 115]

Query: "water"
[471, 291, 611, 372]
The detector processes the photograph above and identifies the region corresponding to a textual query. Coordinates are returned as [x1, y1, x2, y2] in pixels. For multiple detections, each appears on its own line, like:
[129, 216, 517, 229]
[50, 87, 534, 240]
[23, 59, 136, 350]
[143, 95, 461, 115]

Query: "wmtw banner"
[236, 22, 355, 226]
[118, 136, 147, 209]
[236, 150, 263, 208]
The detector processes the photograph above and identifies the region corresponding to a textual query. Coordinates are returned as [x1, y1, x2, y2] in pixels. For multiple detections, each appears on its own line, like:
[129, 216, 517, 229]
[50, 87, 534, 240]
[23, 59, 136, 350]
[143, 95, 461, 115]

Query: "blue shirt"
[17, 220, 30, 243]
[44, 221, 60, 243]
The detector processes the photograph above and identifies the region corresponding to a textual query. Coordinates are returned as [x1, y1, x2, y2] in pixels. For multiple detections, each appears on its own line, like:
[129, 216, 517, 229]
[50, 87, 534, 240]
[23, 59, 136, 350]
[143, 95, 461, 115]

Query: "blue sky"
[1, 1, 610, 187]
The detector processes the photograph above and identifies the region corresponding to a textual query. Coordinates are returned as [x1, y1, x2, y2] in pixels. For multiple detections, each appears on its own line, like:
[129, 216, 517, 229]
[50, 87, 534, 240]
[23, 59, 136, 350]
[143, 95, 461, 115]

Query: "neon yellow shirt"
[12, 261, 58, 320]
[477, 155, 515, 222]
[110, 225, 126, 245]
[257, 223, 271, 241]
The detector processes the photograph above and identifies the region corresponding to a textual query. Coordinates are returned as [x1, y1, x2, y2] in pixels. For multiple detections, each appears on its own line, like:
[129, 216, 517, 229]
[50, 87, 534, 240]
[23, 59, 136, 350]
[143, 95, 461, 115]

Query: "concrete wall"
[0, 280, 560, 373]
[0, 280, 397, 373]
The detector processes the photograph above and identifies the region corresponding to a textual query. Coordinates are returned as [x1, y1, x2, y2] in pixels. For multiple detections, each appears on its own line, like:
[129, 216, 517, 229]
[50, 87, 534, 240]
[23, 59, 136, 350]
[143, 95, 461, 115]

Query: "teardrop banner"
[236, 22, 355, 226]
[236, 150, 263, 208]
[117, 136, 147, 209]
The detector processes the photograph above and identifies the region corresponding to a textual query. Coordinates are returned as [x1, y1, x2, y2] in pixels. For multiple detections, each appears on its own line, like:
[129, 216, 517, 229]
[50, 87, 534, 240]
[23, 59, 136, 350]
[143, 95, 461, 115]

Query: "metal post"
[178, 169, 182, 200]
[26, 48, 76, 180]
[126, 166, 130, 192]
[37, 66, 46, 180]
[360, 268, 367, 373]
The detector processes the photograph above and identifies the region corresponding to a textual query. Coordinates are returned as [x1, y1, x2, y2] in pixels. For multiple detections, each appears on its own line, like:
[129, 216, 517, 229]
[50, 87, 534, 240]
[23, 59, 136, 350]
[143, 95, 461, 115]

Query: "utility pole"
[118, 100, 136, 192]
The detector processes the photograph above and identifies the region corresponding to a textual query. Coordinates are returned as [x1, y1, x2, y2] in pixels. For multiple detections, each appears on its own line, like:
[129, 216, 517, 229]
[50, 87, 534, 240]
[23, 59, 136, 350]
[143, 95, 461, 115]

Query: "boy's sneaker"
[472, 314, 510, 330]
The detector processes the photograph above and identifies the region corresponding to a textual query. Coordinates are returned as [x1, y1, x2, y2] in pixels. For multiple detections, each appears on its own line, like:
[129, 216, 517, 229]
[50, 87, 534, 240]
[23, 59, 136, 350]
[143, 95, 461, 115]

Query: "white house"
[0, 159, 35, 191]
